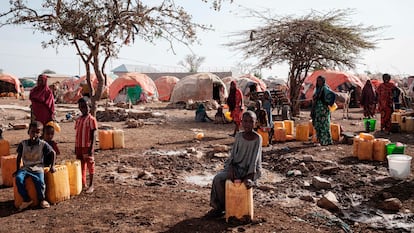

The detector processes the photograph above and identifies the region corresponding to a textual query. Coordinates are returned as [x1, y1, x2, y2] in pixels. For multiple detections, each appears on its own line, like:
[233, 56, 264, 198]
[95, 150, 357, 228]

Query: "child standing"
[75, 97, 97, 194]
[42, 124, 60, 166]
[15, 121, 56, 210]
[207, 111, 262, 218]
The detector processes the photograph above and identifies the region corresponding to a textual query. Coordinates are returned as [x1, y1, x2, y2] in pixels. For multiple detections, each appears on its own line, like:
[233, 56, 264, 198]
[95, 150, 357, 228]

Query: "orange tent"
[154, 76, 179, 101]
[303, 70, 364, 102]
[0, 73, 21, 94]
[109, 72, 158, 101]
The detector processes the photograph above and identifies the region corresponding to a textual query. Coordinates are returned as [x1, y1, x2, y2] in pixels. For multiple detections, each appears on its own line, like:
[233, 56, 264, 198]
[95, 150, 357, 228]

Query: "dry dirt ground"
[0, 97, 413, 233]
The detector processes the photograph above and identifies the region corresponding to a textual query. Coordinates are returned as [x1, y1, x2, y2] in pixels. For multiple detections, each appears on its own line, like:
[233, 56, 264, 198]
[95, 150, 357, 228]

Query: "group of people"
[359, 73, 400, 134]
[15, 74, 97, 211]
[311, 73, 399, 147]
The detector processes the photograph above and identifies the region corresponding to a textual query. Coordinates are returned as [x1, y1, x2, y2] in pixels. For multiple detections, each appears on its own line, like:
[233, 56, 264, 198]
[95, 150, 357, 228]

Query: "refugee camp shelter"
[154, 76, 179, 101]
[239, 74, 267, 92]
[0, 73, 21, 96]
[170, 72, 228, 103]
[303, 70, 364, 107]
[222, 76, 262, 96]
[109, 72, 158, 104]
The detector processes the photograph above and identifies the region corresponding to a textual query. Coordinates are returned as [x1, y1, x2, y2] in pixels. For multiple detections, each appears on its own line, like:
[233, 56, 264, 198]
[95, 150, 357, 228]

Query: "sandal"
[40, 200, 50, 209]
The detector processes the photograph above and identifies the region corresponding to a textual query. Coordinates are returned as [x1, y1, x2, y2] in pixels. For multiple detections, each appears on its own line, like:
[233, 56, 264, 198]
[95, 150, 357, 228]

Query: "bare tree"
[178, 54, 206, 72]
[226, 9, 382, 116]
[0, 0, 232, 115]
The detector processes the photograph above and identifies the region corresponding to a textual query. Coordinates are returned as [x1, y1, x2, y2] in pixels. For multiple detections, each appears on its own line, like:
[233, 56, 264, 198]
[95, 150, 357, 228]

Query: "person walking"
[360, 79, 377, 118]
[377, 73, 396, 133]
[227, 81, 244, 137]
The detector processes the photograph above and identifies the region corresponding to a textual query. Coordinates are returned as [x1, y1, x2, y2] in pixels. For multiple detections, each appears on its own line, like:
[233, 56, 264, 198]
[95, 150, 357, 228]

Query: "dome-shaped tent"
[170, 73, 227, 103]
[302, 70, 364, 107]
[154, 76, 179, 101]
[109, 72, 158, 103]
[0, 73, 21, 96]
[239, 74, 267, 92]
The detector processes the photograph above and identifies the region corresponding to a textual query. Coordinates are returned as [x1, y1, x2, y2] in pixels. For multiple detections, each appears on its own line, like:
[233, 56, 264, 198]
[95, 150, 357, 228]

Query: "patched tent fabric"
[170, 73, 228, 103]
[109, 72, 158, 101]
[222, 76, 259, 95]
[61, 74, 113, 103]
[154, 76, 179, 101]
[239, 74, 267, 92]
[303, 70, 364, 104]
[0, 73, 21, 94]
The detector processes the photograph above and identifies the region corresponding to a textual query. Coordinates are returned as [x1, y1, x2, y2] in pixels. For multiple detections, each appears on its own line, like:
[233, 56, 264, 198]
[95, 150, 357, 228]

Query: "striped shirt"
[75, 113, 97, 149]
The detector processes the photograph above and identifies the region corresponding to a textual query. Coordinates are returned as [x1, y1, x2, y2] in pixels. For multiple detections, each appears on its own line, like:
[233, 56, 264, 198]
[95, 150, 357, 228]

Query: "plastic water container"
[113, 129, 125, 149]
[257, 128, 269, 147]
[296, 124, 309, 141]
[225, 180, 253, 222]
[13, 176, 39, 208]
[387, 154, 412, 179]
[65, 160, 82, 196]
[330, 123, 341, 142]
[362, 118, 376, 132]
[99, 130, 113, 150]
[44, 165, 71, 204]
[386, 143, 405, 155]
[283, 120, 294, 135]
[0, 138, 10, 156]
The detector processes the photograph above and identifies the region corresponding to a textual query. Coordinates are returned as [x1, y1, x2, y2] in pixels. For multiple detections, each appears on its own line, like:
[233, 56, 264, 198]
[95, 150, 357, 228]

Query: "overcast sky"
[0, 0, 413, 78]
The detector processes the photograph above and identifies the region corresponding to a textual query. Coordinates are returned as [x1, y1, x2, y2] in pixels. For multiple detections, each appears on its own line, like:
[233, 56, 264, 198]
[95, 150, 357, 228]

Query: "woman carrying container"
[311, 76, 336, 146]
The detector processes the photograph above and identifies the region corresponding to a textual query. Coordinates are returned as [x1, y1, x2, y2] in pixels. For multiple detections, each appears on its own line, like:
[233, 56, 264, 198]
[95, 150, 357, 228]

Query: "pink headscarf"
[29, 74, 55, 125]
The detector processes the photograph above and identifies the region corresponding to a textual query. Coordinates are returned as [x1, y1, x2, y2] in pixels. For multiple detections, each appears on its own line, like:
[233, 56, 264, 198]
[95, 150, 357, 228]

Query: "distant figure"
[377, 73, 396, 133]
[227, 81, 244, 137]
[42, 124, 60, 166]
[75, 97, 97, 194]
[15, 121, 56, 211]
[360, 80, 377, 118]
[195, 103, 213, 122]
[214, 106, 227, 124]
[311, 76, 335, 146]
[254, 100, 268, 129]
[262, 90, 273, 127]
[207, 111, 262, 218]
[29, 74, 55, 125]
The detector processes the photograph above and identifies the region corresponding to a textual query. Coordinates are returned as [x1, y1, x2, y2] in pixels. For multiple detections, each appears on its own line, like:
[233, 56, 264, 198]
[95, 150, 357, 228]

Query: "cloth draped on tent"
[239, 74, 267, 92]
[0, 73, 21, 94]
[154, 76, 179, 101]
[109, 72, 158, 101]
[170, 73, 228, 103]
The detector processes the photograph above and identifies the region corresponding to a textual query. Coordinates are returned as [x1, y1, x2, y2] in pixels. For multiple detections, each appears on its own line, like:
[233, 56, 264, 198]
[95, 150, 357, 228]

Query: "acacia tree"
[226, 9, 381, 116]
[178, 54, 206, 72]
[0, 0, 232, 115]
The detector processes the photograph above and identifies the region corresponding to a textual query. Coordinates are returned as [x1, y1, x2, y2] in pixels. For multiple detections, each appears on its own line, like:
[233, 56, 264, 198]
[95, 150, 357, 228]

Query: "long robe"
[29, 75, 55, 125]
[311, 85, 335, 145]
[377, 82, 395, 131]
[360, 81, 377, 118]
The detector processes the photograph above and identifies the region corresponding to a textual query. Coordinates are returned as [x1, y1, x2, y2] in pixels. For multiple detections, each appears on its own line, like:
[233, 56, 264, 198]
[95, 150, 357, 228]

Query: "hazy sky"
[0, 0, 413, 78]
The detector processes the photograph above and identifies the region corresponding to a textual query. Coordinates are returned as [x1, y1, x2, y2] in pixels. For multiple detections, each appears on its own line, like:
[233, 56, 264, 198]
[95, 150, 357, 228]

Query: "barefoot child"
[207, 111, 262, 217]
[15, 121, 56, 210]
[75, 97, 97, 194]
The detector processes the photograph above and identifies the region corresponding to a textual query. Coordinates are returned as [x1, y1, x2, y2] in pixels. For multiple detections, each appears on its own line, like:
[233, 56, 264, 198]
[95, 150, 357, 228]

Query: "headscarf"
[30, 74, 55, 125]
[313, 76, 335, 106]
[227, 81, 237, 110]
[196, 103, 206, 115]
[361, 80, 376, 106]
